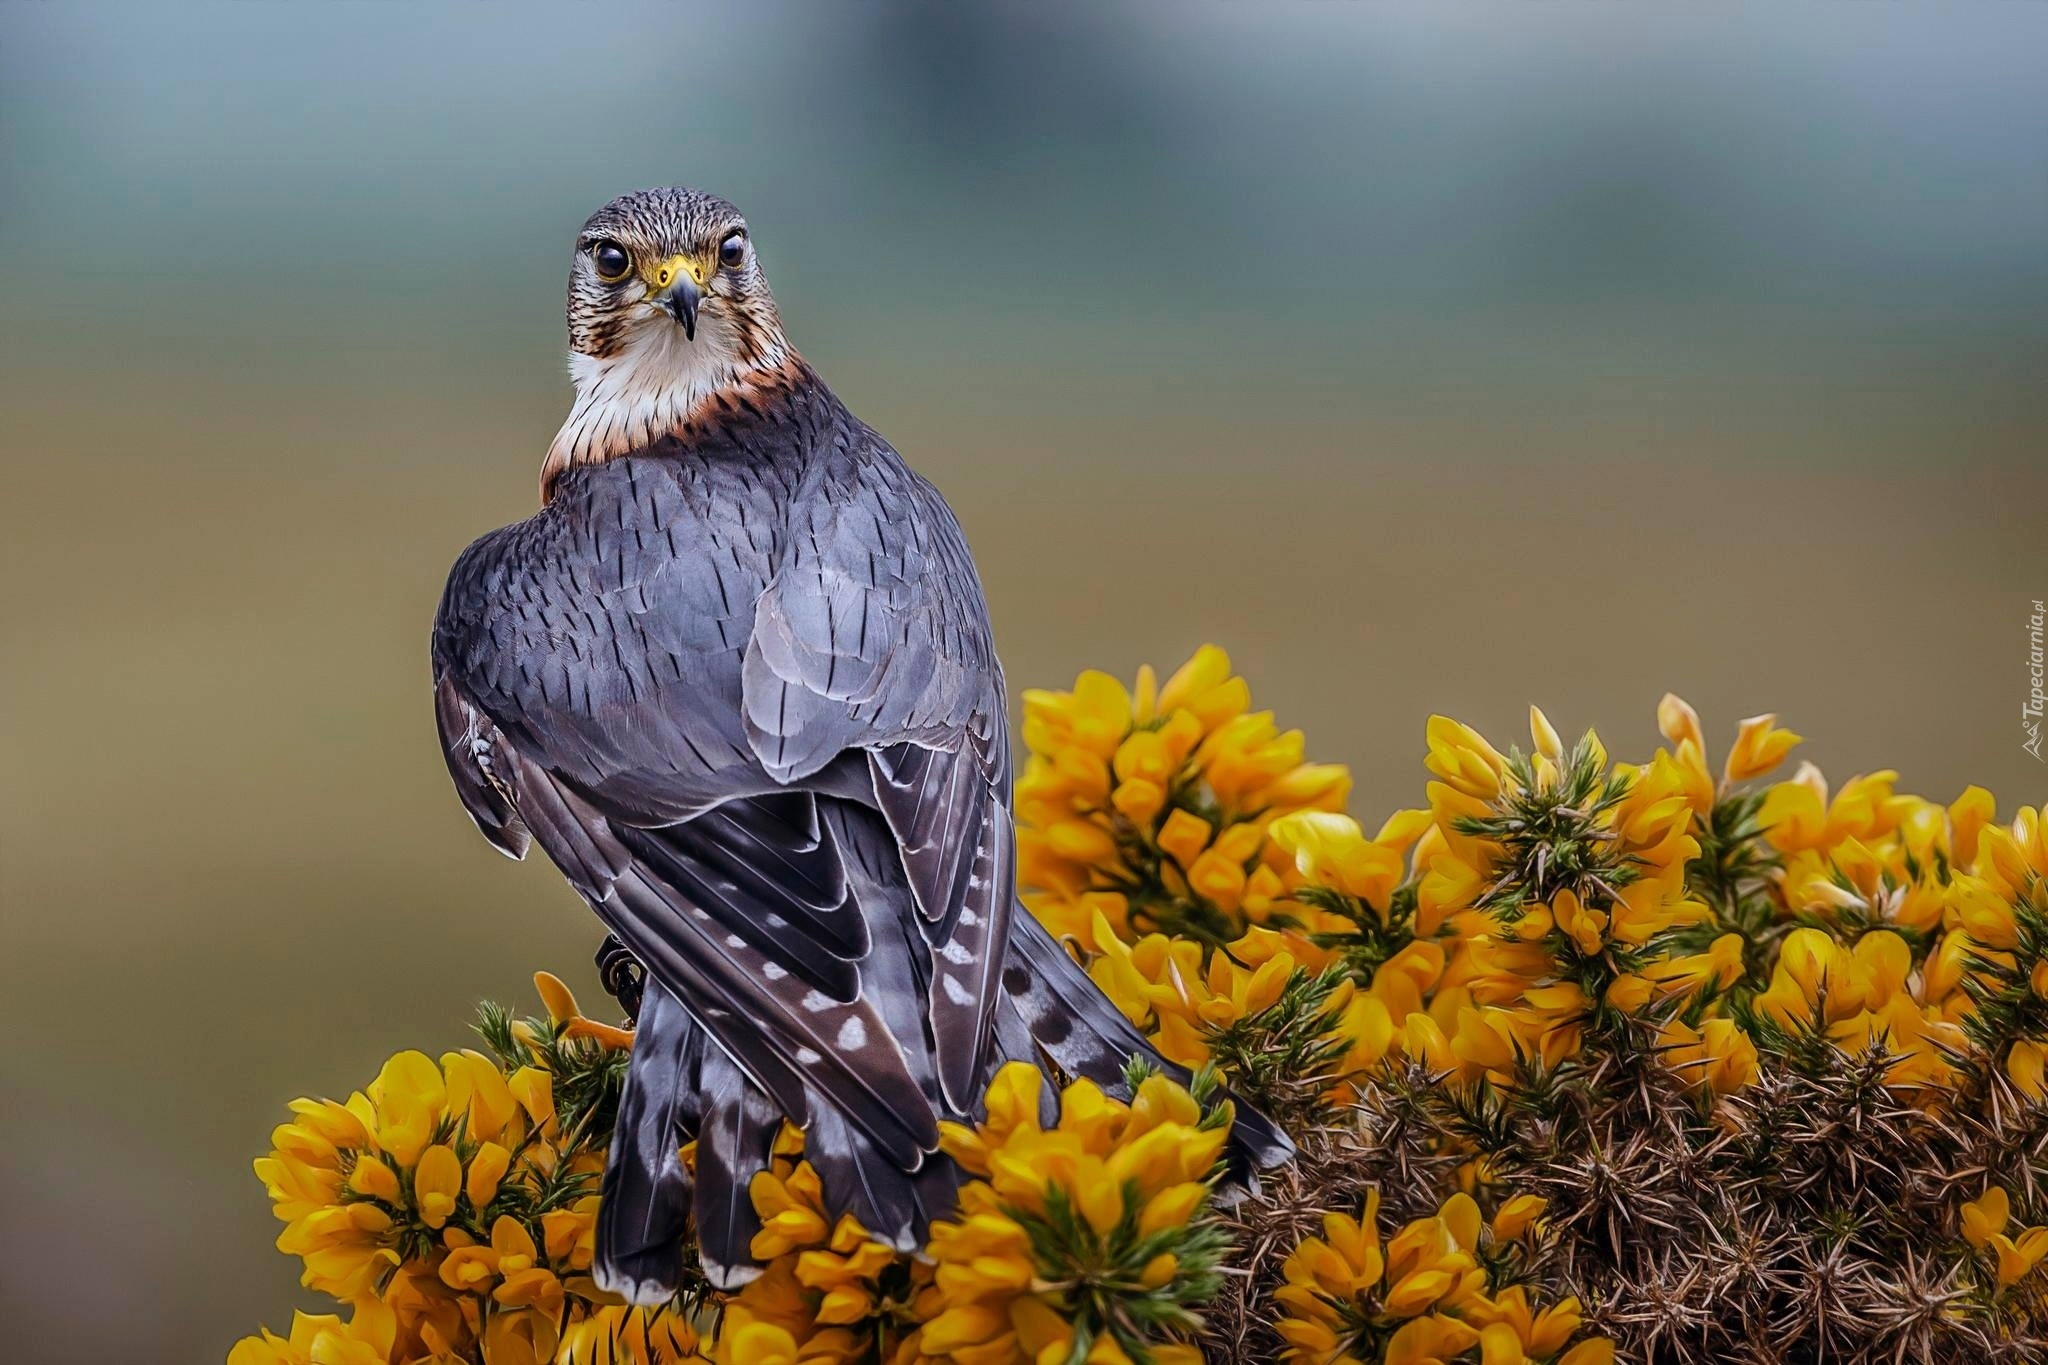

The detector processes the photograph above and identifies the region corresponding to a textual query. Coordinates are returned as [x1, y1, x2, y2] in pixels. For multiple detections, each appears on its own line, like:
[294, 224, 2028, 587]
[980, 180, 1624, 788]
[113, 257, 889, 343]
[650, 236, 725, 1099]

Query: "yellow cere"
[645, 254, 705, 294]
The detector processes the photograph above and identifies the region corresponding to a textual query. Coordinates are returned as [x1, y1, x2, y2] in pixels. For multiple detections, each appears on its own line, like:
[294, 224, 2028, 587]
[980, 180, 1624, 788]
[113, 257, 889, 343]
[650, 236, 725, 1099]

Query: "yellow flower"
[1723, 713, 1801, 785]
[366, 1049, 448, 1168]
[444, 1048, 524, 1144]
[533, 970, 638, 1051]
[924, 1065, 1227, 1365]
[1963, 1186, 2013, 1248]
[1750, 927, 1968, 1089]
[261, 1157, 397, 1299]
[1274, 1190, 1387, 1359]
[1275, 1190, 1604, 1365]
[1951, 786, 1998, 867]
[698, 1126, 928, 1364]
[439, 1214, 553, 1301]
[1994, 1229, 2048, 1291]
[717, 1323, 802, 1365]
[543, 1195, 601, 1272]
[1018, 646, 1349, 947]
[1489, 1195, 1546, 1243]
[1961, 1185, 2048, 1289]
[558, 1304, 707, 1365]
[1755, 928, 1850, 1027]
[1641, 933, 1746, 1000]
[1655, 1016, 1758, 1098]
[1424, 715, 1508, 802]
[437, 1215, 569, 1364]
[1460, 1285, 1584, 1362]
[1085, 913, 1330, 1070]
[468, 1142, 514, 1208]
[1656, 693, 1705, 756]
[226, 1304, 396, 1365]
[380, 1260, 474, 1363]
[413, 1144, 462, 1229]
[1271, 809, 1430, 920]
[2009, 1039, 2048, 1100]
[256, 1044, 551, 1302]
[1761, 767, 1911, 855]
[1550, 888, 1607, 957]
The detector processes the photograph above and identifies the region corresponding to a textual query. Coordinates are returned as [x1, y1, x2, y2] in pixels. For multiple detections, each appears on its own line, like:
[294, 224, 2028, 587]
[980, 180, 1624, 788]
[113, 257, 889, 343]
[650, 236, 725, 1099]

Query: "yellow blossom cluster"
[1275, 1188, 1611, 1365]
[239, 647, 2048, 1364]
[703, 1064, 1241, 1365]
[1017, 645, 1349, 949]
[1016, 648, 2048, 1356]
[234, 974, 700, 1365]
[229, 1303, 406, 1365]
[1041, 650, 2048, 1124]
[711, 1124, 932, 1365]
[922, 1062, 1232, 1365]
[236, 991, 1234, 1365]
[1754, 764, 2048, 1097]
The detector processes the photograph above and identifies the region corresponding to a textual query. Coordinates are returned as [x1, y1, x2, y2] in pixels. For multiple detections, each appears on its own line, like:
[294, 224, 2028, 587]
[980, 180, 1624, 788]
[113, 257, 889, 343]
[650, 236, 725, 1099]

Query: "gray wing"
[740, 440, 1013, 1113]
[434, 441, 1010, 1148]
[433, 457, 941, 1174]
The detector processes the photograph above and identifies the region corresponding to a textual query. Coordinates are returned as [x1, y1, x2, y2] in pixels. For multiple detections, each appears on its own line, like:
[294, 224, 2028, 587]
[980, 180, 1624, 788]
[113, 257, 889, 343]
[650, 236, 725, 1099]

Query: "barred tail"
[592, 905, 1294, 1303]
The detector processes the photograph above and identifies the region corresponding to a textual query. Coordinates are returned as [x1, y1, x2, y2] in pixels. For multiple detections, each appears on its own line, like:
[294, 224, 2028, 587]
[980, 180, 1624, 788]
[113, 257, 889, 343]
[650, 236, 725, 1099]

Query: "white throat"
[543, 311, 788, 495]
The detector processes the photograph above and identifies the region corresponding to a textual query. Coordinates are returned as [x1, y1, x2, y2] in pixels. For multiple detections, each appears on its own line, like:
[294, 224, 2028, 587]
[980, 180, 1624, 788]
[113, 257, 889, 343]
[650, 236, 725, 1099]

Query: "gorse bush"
[236, 648, 2048, 1365]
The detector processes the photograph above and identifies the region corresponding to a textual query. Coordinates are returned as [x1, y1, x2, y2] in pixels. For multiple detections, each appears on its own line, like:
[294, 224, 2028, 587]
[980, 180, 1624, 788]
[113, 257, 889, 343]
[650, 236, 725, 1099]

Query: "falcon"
[430, 187, 1290, 1301]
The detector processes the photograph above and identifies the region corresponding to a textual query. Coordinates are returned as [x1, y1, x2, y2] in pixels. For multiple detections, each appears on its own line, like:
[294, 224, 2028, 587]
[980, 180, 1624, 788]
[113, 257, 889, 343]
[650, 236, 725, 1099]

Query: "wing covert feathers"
[868, 742, 1015, 1112]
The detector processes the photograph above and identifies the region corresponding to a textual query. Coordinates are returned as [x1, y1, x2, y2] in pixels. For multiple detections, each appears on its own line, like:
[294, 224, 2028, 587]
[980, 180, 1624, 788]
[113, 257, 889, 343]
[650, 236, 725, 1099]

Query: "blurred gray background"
[2, 4, 2045, 1360]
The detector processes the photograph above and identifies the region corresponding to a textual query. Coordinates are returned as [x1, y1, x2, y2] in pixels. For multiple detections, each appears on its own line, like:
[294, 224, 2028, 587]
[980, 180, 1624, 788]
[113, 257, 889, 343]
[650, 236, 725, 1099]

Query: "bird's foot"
[595, 934, 646, 1025]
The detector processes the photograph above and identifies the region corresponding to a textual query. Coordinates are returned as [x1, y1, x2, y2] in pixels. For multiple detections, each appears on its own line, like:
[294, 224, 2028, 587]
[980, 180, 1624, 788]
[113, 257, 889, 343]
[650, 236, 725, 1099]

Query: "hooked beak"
[660, 275, 701, 340]
[644, 253, 704, 340]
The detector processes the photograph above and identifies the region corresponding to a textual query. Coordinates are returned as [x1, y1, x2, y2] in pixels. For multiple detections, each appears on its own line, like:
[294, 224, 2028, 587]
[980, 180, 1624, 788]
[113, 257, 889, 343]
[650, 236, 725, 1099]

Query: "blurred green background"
[2, 4, 2045, 1360]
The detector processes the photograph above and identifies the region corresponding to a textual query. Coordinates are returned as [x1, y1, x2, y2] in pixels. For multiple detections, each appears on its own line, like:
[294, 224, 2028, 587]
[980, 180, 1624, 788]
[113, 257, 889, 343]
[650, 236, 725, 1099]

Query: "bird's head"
[548, 188, 800, 495]
[567, 186, 786, 370]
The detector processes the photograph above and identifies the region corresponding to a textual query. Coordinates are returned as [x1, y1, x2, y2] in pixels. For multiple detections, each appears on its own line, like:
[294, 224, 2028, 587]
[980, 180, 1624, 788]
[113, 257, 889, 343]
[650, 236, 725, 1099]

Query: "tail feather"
[593, 980, 701, 1306]
[689, 1044, 784, 1291]
[592, 899, 1295, 1296]
[800, 1091, 962, 1253]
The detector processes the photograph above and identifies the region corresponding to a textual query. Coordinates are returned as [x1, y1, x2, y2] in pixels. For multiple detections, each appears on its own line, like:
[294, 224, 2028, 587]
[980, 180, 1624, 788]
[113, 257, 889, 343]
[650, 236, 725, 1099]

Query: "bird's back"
[431, 262, 1291, 1300]
[434, 388, 849, 819]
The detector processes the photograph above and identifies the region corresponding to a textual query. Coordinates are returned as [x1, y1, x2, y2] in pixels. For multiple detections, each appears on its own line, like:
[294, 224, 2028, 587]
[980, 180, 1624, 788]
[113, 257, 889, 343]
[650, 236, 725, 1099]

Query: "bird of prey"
[430, 187, 1290, 1301]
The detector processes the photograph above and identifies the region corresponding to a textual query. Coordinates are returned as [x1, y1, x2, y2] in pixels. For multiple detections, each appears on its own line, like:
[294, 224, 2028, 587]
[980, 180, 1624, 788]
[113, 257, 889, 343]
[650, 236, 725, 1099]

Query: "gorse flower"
[242, 976, 677, 1365]
[1274, 1189, 1612, 1365]
[239, 651, 2048, 1364]
[228, 1303, 405, 1365]
[1017, 646, 1349, 949]
[1961, 1186, 2048, 1290]
[712, 1124, 931, 1365]
[555, 1306, 703, 1365]
[255, 1045, 547, 1303]
[923, 1063, 1233, 1365]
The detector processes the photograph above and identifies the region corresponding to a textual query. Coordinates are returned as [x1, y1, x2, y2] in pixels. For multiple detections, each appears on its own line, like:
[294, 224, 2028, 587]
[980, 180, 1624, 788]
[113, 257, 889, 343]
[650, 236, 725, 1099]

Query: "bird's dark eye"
[718, 233, 747, 270]
[590, 240, 632, 281]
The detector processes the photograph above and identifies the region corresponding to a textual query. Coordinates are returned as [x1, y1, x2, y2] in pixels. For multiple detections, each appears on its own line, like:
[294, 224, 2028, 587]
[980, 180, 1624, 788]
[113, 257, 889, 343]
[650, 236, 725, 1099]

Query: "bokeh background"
[2, 3, 2045, 1360]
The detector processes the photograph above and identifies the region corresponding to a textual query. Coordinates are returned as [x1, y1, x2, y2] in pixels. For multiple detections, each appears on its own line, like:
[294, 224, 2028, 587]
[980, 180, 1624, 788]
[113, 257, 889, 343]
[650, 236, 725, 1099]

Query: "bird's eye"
[718, 233, 748, 270]
[590, 240, 632, 281]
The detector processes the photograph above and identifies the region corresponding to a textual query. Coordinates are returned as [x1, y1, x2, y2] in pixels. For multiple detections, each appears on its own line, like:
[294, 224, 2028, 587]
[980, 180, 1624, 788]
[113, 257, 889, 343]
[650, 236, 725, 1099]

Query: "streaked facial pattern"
[546, 188, 795, 494]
